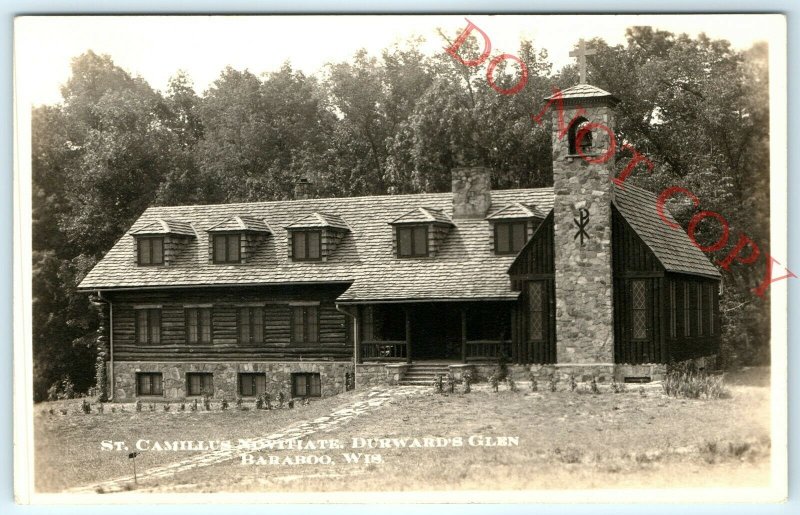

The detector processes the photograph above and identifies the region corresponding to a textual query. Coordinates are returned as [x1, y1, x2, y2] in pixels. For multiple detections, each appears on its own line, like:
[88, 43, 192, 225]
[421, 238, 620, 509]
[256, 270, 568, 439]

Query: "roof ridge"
[139, 187, 554, 212]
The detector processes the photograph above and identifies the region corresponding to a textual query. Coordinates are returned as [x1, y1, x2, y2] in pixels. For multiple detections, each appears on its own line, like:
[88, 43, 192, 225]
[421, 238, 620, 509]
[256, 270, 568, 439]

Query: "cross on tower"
[569, 38, 596, 84]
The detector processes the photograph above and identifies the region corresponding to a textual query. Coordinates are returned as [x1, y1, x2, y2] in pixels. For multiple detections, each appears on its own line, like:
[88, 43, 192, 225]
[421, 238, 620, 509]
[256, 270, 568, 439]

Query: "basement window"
[292, 373, 321, 398]
[136, 373, 163, 396]
[187, 373, 214, 396]
[238, 373, 266, 397]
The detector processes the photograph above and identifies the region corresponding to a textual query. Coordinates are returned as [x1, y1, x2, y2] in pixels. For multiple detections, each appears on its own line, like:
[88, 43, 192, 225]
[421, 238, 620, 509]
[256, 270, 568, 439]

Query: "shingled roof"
[78, 189, 555, 302]
[390, 207, 454, 226]
[207, 216, 271, 233]
[485, 202, 547, 221]
[285, 212, 351, 231]
[79, 183, 719, 300]
[130, 219, 196, 237]
[612, 184, 721, 279]
[546, 83, 618, 102]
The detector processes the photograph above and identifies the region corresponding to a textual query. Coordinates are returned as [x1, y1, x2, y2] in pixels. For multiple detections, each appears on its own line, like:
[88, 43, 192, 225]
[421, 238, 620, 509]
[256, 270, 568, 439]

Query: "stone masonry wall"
[551, 104, 616, 364]
[110, 361, 353, 402]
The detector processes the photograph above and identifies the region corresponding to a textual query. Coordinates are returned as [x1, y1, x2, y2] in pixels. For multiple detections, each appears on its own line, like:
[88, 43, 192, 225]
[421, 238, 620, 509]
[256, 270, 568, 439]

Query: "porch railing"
[359, 340, 408, 361]
[465, 340, 510, 361]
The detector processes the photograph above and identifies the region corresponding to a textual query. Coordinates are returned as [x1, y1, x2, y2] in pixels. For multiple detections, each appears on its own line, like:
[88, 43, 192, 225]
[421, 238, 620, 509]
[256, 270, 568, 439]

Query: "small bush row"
[46, 391, 314, 416]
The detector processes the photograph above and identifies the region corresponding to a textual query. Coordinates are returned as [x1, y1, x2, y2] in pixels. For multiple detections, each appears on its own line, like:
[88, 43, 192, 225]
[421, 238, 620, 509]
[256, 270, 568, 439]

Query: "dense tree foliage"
[31, 29, 773, 400]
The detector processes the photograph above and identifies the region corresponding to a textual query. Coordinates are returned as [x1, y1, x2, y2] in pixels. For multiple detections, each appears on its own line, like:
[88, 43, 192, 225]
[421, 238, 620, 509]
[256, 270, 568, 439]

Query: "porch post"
[405, 307, 412, 364]
[461, 307, 468, 363]
[354, 305, 361, 365]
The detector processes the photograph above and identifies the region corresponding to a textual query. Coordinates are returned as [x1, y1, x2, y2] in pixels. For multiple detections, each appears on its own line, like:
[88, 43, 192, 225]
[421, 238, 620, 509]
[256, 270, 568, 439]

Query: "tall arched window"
[568, 117, 592, 155]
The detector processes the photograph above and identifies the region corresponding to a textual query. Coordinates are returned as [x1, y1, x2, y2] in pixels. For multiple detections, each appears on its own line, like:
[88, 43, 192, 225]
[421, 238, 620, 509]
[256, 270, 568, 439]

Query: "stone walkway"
[68, 386, 424, 494]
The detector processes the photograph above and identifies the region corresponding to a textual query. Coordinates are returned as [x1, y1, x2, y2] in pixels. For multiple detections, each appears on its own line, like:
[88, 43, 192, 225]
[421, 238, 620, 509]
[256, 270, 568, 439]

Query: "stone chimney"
[294, 177, 311, 200]
[451, 167, 492, 219]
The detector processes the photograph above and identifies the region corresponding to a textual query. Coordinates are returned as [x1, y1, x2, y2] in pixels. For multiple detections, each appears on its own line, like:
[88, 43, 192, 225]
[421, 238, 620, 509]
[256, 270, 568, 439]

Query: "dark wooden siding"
[509, 213, 555, 290]
[612, 207, 665, 364]
[508, 213, 556, 364]
[612, 207, 720, 364]
[107, 284, 353, 361]
[663, 274, 720, 362]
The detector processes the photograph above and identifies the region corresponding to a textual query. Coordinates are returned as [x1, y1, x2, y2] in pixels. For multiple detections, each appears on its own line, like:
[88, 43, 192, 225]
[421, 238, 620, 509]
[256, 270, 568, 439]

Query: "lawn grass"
[34, 390, 365, 492]
[34, 368, 771, 494]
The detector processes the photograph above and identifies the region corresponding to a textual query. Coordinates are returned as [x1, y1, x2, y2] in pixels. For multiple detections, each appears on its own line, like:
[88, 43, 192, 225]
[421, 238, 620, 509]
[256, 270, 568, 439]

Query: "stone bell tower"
[548, 43, 619, 368]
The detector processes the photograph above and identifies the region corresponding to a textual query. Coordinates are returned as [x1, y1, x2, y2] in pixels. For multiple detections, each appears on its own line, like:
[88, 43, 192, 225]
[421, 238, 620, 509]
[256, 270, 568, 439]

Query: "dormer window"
[292, 230, 322, 261]
[285, 213, 350, 263]
[485, 203, 546, 256]
[137, 237, 164, 265]
[132, 219, 195, 267]
[389, 207, 453, 259]
[213, 234, 241, 264]
[397, 225, 428, 258]
[494, 222, 527, 255]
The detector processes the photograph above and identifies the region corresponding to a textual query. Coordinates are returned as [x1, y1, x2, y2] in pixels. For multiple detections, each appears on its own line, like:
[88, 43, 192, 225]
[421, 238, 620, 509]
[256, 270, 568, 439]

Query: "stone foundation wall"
[355, 363, 391, 388]
[110, 361, 353, 401]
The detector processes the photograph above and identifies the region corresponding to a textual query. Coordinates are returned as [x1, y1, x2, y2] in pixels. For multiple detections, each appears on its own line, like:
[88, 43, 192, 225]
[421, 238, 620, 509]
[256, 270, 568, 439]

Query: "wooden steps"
[398, 363, 452, 386]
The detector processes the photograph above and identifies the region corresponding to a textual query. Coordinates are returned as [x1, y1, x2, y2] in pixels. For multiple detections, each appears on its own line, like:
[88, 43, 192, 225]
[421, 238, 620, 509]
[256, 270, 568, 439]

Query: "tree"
[586, 28, 772, 364]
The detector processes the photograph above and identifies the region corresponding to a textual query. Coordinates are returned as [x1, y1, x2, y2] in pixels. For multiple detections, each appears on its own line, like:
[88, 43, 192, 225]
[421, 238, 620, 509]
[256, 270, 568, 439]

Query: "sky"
[15, 14, 780, 107]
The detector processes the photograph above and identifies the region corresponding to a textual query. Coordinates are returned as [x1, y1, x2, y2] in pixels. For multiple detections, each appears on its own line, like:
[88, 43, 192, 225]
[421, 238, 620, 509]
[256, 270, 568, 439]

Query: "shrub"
[663, 363, 729, 399]
[163, 403, 171, 412]
[568, 374, 577, 392]
[48, 376, 77, 401]
[111, 406, 116, 413]
[548, 375, 558, 392]
[433, 374, 444, 394]
[489, 374, 499, 393]
[528, 373, 538, 392]
[288, 399, 295, 409]
[81, 399, 91, 414]
[610, 379, 626, 393]
[135, 400, 142, 413]
[59, 408, 68, 416]
[507, 377, 518, 392]
[221, 398, 229, 411]
[179, 401, 186, 411]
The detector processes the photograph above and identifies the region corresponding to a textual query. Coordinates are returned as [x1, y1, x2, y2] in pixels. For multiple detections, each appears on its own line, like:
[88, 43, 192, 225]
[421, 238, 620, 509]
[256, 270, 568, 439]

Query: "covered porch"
[342, 301, 514, 364]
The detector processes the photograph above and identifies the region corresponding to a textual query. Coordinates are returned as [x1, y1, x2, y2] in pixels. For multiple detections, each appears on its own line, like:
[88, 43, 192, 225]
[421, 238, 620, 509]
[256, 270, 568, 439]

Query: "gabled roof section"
[389, 207, 454, 226]
[486, 202, 547, 221]
[207, 216, 271, 233]
[613, 184, 721, 279]
[286, 212, 350, 231]
[546, 83, 618, 102]
[130, 219, 196, 237]
[78, 188, 554, 301]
